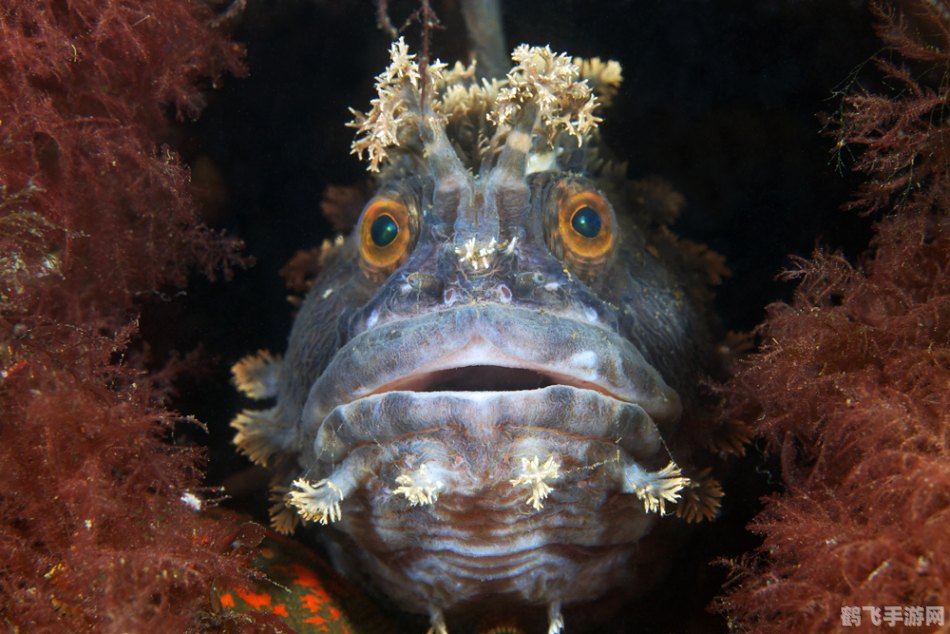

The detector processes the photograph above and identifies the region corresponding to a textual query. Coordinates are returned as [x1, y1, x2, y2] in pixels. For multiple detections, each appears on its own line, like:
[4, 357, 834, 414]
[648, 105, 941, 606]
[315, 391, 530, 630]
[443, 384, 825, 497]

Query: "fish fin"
[231, 350, 282, 399]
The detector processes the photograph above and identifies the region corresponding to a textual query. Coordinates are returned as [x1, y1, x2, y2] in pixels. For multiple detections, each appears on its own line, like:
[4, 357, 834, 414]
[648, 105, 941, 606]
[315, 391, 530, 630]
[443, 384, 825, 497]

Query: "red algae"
[0, 1, 245, 325]
[717, 2, 950, 632]
[0, 0, 264, 631]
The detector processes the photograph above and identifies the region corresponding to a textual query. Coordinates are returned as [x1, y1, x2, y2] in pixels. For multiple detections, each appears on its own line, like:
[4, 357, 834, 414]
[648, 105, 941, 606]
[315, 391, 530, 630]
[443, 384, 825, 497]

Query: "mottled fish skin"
[233, 43, 725, 633]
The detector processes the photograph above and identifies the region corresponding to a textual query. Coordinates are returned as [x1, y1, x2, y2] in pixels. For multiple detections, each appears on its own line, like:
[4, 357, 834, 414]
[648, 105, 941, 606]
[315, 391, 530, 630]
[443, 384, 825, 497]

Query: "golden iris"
[556, 190, 615, 262]
[360, 197, 412, 273]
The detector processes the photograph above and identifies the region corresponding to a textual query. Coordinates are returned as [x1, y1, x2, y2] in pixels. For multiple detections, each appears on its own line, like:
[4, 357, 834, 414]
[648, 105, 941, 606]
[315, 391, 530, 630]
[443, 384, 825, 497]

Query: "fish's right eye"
[359, 197, 413, 276]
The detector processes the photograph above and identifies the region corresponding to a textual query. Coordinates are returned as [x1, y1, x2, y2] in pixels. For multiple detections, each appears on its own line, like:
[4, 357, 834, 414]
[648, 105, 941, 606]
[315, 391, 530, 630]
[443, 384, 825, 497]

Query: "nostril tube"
[407, 272, 444, 296]
[497, 284, 512, 303]
[514, 271, 544, 294]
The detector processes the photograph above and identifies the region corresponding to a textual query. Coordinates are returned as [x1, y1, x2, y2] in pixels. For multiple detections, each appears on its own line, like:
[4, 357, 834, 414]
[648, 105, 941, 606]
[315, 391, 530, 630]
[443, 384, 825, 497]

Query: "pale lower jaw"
[294, 383, 685, 620]
[312, 385, 668, 467]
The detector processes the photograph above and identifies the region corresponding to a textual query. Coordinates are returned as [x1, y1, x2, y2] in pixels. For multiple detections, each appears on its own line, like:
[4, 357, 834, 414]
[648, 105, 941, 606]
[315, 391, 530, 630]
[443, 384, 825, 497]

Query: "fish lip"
[314, 385, 666, 464]
[301, 304, 682, 432]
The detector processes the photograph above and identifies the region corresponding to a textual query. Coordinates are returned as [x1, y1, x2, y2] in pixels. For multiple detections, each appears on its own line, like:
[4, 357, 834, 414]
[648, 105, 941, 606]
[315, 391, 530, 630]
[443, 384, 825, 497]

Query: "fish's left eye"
[571, 205, 602, 238]
[556, 190, 615, 263]
[359, 197, 413, 276]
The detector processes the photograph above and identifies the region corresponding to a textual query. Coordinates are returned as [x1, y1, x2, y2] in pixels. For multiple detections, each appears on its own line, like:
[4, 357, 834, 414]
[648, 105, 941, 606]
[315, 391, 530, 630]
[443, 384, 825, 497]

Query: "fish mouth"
[367, 354, 635, 401]
[301, 305, 682, 438]
[381, 364, 560, 393]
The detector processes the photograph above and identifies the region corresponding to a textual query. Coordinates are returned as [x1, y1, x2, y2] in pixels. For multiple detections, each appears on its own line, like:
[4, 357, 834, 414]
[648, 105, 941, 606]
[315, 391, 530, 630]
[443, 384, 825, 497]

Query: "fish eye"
[370, 213, 399, 246]
[556, 189, 615, 263]
[570, 205, 602, 238]
[359, 197, 413, 275]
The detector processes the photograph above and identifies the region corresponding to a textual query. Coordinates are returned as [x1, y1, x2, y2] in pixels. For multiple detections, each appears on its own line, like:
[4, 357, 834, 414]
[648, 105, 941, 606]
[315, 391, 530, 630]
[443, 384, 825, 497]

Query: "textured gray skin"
[266, 158, 720, 629]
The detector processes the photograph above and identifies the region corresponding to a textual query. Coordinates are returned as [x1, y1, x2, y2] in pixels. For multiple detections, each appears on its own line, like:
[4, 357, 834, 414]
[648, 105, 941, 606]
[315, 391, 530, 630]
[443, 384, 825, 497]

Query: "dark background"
[142, 1, 881, 630]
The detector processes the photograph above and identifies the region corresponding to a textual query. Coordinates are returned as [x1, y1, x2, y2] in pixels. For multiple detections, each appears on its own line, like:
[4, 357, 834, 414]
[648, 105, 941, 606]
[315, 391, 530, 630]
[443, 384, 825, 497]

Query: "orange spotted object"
[218, 532, 397, 633]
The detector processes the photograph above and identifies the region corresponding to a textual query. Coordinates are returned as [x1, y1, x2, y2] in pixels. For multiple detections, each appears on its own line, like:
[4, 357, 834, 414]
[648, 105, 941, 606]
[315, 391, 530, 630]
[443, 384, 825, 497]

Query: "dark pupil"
[571, 206, 601, 238]
[370, 214, 399, 247]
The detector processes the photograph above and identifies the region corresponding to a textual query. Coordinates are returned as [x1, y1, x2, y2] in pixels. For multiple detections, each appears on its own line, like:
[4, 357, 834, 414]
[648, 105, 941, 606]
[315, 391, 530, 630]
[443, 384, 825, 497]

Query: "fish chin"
[292, 305, 686, 617]
[306, 386, 677, 615]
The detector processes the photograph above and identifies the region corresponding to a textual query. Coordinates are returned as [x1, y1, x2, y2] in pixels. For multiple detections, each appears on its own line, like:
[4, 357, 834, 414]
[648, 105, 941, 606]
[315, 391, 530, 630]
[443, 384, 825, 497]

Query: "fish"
[231, 39, 736, 634]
